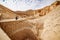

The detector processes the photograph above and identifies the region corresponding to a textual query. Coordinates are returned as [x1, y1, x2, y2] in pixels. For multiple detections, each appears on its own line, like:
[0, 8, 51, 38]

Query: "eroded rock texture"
[41, 5, 60, 40]
[0, 1, 60, 40]
[0, 21, 38, 40]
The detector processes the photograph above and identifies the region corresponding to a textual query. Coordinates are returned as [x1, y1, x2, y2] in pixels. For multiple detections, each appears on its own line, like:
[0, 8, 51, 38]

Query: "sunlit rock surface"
[41, 5, 60, 40]
[0, 1, 60, 40]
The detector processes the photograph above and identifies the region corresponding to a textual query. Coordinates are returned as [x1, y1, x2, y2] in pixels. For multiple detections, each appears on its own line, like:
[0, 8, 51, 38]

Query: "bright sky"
[0, 0, 56, 11]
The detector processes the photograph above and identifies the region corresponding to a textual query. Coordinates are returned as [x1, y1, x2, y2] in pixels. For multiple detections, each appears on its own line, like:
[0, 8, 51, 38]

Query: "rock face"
[15, 1, 60, 17]
[0, 21, 38, 40]
[41, 5, 60, 40]
[36, 1, 60, 16]
[0, 5, 18, 20]
[0, 1, 60, 40]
